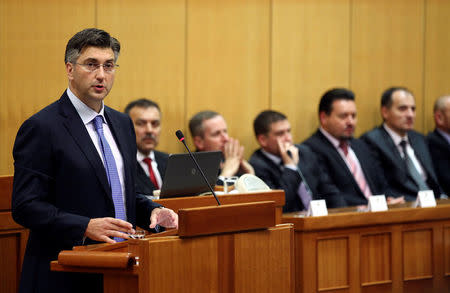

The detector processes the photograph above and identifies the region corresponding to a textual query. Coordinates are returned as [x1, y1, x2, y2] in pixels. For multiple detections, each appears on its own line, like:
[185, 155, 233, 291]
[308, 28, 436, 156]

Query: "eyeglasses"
[74, 62, 119, 73]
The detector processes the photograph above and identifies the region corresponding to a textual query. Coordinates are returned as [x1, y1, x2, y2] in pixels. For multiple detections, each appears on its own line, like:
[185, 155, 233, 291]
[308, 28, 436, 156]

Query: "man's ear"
[66, 62, 74, 81]
[381, 106, 389, 121]
[193, 136, 204, 150]
[256, 134, 267, 148]
[434, 111, 443, 127]
[319, 111, 327, 126]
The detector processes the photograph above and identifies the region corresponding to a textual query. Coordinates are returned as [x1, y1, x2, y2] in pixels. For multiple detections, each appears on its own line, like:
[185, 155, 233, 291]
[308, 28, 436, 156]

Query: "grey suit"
[361, 126, 442, 201]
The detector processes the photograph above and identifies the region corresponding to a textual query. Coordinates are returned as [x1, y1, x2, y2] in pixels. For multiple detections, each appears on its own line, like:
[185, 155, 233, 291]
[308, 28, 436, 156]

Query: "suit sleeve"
[250, 158, 302, 212]
[12, 117, 90, 246]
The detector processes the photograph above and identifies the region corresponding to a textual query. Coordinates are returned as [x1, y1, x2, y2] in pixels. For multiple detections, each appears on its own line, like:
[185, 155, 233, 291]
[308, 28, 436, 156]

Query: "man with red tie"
[125, 99, 168, 196]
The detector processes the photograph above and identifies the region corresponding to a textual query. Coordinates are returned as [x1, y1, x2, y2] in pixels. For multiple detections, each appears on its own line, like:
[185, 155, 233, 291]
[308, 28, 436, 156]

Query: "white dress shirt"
[67, 88, 127, 209]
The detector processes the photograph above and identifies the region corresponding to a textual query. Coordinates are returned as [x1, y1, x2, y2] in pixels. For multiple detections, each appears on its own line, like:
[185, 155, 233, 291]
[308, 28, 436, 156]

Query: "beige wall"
[1, 0, 450, 175]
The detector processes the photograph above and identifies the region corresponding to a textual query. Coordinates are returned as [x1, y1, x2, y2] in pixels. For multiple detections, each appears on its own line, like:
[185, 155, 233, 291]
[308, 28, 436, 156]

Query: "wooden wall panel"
[317, 237, 349, 290]
[186, 0, 271, 156]
[272, 0, 351, 142]
[0, 0, 95, 175]
[403, 229, 433, 280]
[424, 0, 450, 132]
[351, 0, 425, 136]
[97, 0, 186, 155]
[360, 233, 391, 285]
[2, 0, 450, 175]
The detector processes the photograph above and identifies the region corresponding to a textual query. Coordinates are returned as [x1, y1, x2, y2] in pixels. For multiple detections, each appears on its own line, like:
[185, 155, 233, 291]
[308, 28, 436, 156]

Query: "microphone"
[286, 149, 314, 200]
[175, 130, 221, 205]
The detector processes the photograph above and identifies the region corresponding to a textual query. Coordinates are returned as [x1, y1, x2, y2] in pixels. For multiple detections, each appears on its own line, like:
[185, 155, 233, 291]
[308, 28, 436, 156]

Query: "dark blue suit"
[303, 130, 391, 206]
[135, 150, 169, 195]
[249, 145, 345, 212]
[12, 91, 161, 293]
[361, 126, 442, 201]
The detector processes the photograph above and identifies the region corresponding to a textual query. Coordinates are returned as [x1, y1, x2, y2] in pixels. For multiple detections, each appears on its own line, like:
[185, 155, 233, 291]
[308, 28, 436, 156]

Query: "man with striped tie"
[303, 88, 401, 207]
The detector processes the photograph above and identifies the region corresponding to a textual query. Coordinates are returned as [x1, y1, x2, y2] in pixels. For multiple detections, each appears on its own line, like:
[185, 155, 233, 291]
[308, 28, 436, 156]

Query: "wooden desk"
[0, 175, 28, 293]
[282, 201, 450, 293]
[155, 190, 285, 224]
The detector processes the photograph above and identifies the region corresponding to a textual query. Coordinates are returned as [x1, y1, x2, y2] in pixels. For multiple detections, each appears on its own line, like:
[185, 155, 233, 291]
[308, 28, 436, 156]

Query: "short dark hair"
[65, 28, 121, 64]
[253, 110, 287, 137]
[319, 88, 355, 115]
[381, 87, 412, 108]
[188, 111, 220, 138]
[124, 98, 161, 114]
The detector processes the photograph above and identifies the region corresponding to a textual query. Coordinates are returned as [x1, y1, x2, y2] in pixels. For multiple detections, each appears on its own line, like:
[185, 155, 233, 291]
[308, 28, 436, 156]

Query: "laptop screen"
[159, 151, 222, 198]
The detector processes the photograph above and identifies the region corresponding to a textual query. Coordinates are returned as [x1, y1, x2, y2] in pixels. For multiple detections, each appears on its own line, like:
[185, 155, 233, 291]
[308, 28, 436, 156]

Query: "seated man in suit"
[125, 99, 168, 196]
[188, 110, 254, 179]
[249, 110, 345, 212]
[303, 88, 400, 207]
[427, 95, 450, 195]
[362, 87, 444, 201]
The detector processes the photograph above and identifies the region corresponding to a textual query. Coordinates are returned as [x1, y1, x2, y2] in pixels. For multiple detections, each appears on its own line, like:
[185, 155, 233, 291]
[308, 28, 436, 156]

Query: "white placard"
[307, 199, 328, 217]
[368, 195, 388, 212]
[416, 190, 436, 208]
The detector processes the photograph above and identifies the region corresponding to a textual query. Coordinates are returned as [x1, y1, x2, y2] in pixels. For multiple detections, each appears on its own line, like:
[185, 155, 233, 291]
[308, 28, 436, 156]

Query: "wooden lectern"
[51, 201, 295, 292]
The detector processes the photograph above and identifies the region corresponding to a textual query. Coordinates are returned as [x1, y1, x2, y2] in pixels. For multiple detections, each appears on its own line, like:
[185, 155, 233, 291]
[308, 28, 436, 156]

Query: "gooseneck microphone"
[175, 130, 221, 205]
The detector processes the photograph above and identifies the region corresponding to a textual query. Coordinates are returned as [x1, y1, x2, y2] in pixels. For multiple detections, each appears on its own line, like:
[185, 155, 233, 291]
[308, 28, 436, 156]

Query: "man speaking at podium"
[11, 28, 178, 293]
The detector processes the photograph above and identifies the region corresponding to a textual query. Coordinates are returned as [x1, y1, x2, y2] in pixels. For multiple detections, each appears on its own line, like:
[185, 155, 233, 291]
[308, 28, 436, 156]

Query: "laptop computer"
[159, 151, 222, 198]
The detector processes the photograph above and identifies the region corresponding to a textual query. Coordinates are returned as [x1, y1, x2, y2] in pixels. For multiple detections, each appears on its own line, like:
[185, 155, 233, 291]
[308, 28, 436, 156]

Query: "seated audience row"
[124, 87, 449, 211]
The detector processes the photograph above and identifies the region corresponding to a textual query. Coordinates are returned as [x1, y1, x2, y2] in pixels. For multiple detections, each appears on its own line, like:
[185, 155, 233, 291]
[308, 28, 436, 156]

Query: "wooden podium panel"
[52, 223, 294, 293]
[0, 175, 28, 293]
[282, 201, 450, 293]
[154, 190, 285, 224]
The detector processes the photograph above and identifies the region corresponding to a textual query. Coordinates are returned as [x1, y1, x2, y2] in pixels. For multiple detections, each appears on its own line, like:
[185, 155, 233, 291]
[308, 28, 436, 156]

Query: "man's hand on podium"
[85, 217, 135, 244]
[150, 207, 179, 229]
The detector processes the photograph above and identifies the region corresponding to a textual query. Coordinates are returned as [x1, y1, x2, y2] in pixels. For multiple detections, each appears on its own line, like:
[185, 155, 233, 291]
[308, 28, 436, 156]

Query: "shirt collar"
[383, 123, 408, 146]
[319, 127, 341, 148]
[67, 88, 106, 125]
[137, 150, 155, 162]
[260, 149, 282, 165]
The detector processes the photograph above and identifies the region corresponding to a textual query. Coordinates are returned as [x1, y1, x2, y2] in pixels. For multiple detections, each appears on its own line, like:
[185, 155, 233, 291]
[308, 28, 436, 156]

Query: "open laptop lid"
[159, 151, 222, 198]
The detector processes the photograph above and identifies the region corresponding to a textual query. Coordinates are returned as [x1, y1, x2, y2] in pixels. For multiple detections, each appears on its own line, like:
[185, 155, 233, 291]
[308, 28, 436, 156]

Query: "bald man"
[427, 95, 450, 196]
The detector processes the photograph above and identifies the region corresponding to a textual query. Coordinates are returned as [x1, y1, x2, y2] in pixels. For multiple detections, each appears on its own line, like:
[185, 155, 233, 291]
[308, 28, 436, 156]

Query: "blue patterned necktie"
[93, 115, 126, 242]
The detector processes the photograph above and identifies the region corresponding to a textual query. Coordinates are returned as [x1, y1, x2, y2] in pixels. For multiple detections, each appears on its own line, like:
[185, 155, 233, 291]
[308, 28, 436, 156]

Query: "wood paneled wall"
[1, 0, 450, 175]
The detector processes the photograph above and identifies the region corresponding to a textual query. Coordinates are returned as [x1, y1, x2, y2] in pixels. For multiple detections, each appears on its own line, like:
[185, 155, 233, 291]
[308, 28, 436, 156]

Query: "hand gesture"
[85, 217, 135, 244]
[150, 207, 178, 229]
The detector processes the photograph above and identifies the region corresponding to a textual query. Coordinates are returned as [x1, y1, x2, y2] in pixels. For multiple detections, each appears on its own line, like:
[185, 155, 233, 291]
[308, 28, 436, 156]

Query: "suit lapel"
[315, 131, 351, 175]
[379, 127, 405, 166]
[58, 93, 111, 196]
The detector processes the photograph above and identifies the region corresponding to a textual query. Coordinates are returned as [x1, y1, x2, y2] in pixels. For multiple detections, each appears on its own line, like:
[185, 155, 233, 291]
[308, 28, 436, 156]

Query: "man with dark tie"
[249, 110, 344, 212]
[427, 95, 450, 195]
[303, 88, 398, 207]
[11, 28, 178, 293]
[189, 110, 254, 178]
[125, 99, 168, 196]
[362, 87, 444, 201]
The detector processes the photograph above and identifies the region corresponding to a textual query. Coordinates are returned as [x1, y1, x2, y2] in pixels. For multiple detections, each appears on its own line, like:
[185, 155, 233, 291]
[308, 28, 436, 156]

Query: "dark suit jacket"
[303, 130, 390, 206]
[361, 126, 442, 201]
[11, 91, 161, 293]
[427, 129, 450, 196]
[249, 145, 345, 212]
[135, 150, 169, 195]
